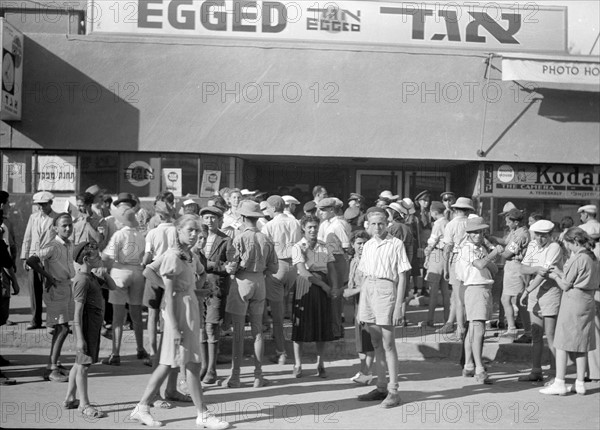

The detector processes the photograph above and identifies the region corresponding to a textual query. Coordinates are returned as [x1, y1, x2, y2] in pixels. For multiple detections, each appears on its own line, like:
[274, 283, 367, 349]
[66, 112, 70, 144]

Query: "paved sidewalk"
[1, 349, 598, 429]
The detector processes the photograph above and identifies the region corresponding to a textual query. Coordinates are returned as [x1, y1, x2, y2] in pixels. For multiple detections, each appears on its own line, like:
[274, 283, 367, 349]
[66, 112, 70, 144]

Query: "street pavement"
[1, 295, 599, 429]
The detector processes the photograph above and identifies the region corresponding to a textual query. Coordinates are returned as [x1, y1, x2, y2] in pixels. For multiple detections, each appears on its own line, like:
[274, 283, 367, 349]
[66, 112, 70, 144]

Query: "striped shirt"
[358, 234, 411, 283]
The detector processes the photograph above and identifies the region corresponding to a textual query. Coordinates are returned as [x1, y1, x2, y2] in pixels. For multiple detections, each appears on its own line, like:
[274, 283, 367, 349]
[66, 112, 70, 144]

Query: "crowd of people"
[0, 185, 598, 426]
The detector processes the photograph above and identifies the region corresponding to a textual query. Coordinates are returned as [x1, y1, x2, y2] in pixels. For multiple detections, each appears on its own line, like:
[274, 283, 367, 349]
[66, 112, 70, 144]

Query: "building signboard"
[87, 1, 567, 53]
[480, 163, 600, 200]
[1, 18, 24, 121]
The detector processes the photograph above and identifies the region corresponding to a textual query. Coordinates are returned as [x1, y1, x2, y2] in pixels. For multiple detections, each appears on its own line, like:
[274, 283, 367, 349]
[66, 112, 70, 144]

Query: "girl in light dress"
[129, 215, 229, 429]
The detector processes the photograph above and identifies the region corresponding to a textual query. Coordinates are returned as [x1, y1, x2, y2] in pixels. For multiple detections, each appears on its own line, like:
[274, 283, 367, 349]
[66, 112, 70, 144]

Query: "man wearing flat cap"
[578, 205, 600, 237]
[198, 205, 233, 384]
[224, 200, 278, 389]
[262, 196, 302, 365]
[517, 219, 563, 383]
[21, 191, 57, 330]
[282, 195, 300, 220]
[317, 197, 350, 339]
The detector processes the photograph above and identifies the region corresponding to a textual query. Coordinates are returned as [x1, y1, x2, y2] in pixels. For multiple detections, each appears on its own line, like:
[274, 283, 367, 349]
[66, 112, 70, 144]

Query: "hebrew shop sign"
[87, 1, 567, 52]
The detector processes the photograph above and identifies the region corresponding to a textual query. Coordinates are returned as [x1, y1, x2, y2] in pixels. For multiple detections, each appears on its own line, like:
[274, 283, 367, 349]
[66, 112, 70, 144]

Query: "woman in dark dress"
[291, 215, 338, 378]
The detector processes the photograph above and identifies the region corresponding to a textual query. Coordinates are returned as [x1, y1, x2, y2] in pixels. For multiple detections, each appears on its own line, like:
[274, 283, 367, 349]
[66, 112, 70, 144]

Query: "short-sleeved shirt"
[292, 237, 334, 273]
[388, 221, 414, 259]
[427, 217, 449, 249]
[231, 227, 278, 274]
[318, 217, 350, 255]
[103, 226, 145, 265]
[580, 219, 600, 237]
[37, 236, 75, 282]
[145, 223, 177, 259]
[72, 213, 106, 246]
[505, 226, 530, 262]
[455, 241, 494, 286]
[358, 234, 411, 283]
[441, 214, 468, 253]
[563, 248, 600, 291]
[522, 240, 563, 291]
[72, 272, 105, 311]
[261, 213, 302, 260]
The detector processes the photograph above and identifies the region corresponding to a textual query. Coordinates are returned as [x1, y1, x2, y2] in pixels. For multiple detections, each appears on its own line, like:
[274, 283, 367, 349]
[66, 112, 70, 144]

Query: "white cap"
[240, 189, 257, 196]
[282, 195, 300, 205]
[578, 205, 597, 215]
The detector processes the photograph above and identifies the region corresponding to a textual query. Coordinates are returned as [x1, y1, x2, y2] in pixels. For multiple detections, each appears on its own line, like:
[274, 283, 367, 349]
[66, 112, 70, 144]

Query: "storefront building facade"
[1, 1, 599, 239]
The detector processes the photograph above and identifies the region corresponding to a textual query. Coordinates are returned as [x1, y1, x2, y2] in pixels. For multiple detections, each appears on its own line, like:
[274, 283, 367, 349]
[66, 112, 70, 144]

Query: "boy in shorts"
[423, 201, 450, 326]
[356, 207, 411, 408]
[455, 216, 498, 384]
[26, 213, 76, 383]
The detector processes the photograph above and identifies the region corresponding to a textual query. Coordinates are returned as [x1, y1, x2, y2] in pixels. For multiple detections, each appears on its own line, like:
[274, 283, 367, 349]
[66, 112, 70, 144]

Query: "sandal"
[79, 404, 106, 418]
[102, 354, 120, 366]
[143, 355, 155, 367]
[151, 394, 173, 409]
[63, 399, 80, 409]
[164, 391, 193, 402]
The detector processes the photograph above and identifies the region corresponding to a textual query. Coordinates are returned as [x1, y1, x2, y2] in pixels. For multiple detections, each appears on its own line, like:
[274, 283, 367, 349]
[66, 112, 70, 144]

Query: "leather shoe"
[358, 388, 388, 402]
[514, 334, 532, 344]
[49, 369, 68, 383]
[380, 391, 401, 408]
[26, 323, 42, 330]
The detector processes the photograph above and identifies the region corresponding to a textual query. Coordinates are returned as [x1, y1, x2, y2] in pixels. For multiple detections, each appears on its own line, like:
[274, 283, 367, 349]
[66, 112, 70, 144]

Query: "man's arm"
[392, 272, 407, 325]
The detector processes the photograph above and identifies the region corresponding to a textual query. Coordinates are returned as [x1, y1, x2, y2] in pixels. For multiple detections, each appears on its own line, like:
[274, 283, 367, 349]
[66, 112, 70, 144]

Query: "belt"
[278, 258, 292, 263]
[366, 275, 394, 283]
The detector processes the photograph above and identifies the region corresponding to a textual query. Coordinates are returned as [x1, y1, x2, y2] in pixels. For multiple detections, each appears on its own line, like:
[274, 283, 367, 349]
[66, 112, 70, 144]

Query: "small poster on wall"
[37, 155, 77, 191]
[200, 170, 221, 198]
[162, 168, 182, 197]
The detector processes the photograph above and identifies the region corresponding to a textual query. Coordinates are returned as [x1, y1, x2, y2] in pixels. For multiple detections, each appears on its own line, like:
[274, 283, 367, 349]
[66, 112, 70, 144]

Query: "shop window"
[80, 152, 119, 195]
[35, 152, 77, 193]
[1, 150, 33, 193]
[118, 153, 161, 198]
[161, 154, 199, 197]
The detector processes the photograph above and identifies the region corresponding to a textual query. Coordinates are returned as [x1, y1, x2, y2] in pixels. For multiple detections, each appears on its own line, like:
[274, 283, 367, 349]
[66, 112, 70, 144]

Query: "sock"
[464, 364, 475, 371]
[554, 378, 565, 386]
[475, 366, 485, 374]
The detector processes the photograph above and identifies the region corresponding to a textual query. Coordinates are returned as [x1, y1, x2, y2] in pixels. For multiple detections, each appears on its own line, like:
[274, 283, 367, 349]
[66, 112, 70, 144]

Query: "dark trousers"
[28, 270, 44, 326]
[102, 288, 113, 325]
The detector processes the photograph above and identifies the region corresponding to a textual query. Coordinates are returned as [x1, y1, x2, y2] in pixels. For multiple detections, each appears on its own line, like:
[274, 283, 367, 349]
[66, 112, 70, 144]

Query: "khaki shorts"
[528, 285, 561, 317]
[225, 271, 266, 316]
[358, 278, 397, 326]
[109, 264, 145, 306]
[425, 249, 446, 283]
[464, 285, 493, 321]
[43, 280, 74, 327]
[265, 259, 297, 303]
